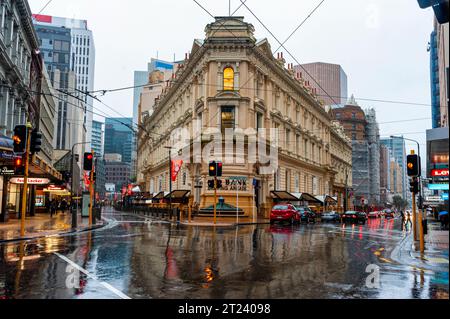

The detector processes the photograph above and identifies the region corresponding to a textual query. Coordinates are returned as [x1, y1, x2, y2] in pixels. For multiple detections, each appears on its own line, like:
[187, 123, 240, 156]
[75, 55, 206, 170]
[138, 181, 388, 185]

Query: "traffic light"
[217, 162, 223, 177]
[83, 152, 94, 171]
[209, 161, 217, 177]
[417, 0, 449, 24]
[13, 125, 27, 153]
[407, 154, 420, 177]
[14, 156, 25, 175]
[409, 178, 420, 194]
[30, 130, 42, 154]
[208, 161, 223, 177]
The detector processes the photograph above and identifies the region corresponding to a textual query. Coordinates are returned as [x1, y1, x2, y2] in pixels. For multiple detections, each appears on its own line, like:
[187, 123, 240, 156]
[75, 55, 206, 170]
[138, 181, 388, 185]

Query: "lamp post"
[71, 141, 91, 229]
[164, 146, 173, 220]
[390, 136, 423, 206]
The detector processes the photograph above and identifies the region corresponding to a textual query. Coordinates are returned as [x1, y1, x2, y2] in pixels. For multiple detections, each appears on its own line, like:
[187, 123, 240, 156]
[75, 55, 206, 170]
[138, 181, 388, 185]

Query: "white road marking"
[36, 244, 131, 299]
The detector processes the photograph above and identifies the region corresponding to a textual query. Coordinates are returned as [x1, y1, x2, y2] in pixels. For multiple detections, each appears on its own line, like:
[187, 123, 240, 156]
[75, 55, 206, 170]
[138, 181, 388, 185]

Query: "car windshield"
[273, 205, 288, 210]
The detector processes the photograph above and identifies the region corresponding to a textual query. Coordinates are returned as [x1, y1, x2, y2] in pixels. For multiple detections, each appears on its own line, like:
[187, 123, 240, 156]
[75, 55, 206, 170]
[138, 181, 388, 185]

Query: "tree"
[392, 195, 408, 211]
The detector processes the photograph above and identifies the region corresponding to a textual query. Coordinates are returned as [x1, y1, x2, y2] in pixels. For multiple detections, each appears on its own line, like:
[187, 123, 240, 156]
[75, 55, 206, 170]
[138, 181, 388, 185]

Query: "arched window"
[223, 67, 234, 91]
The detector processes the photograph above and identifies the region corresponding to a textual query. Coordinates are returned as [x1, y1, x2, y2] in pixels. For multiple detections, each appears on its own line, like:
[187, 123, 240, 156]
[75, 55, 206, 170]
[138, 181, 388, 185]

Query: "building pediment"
[256, 38, 273, 59]
[213, 90, 241, 99]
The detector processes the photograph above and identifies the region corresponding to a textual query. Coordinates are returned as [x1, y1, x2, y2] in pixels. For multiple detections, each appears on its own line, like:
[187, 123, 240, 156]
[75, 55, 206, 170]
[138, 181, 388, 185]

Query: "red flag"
[171, 160, 183, 182]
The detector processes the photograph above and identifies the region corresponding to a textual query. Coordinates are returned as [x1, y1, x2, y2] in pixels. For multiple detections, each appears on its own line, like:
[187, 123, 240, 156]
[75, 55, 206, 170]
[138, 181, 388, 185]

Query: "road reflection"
[0, 212, 447, 299]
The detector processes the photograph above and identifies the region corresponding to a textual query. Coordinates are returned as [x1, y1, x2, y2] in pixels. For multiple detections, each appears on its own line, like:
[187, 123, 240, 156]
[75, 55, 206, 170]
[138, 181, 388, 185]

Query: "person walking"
[50, 199, 57, 217]
[400, 210, 405, 230]
[405, 211, 412, 230]
[60, 198, 68, 214]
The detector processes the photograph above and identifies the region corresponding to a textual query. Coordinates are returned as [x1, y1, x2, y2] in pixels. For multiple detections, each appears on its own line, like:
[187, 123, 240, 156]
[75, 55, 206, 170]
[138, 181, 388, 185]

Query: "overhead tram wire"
[36, 0, 53, 15]
[77, 78, 439, 109]
[238, 0, 340, 107]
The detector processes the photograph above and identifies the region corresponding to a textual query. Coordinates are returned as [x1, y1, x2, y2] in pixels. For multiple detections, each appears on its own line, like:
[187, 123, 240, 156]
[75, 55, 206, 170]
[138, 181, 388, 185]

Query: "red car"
[383, 209, 395, 219]
[270, 204, 300, 225]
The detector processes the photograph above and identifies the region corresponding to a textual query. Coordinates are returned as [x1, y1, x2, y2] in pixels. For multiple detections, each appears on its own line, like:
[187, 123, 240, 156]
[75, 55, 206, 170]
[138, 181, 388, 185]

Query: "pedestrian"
[60, 198, 68, 214]
[405, 211, 412, 230]
[50, 199, 57, 217]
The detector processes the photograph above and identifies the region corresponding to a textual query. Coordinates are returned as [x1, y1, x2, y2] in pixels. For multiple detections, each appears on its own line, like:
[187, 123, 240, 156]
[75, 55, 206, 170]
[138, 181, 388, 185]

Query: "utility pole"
[71, 141, 90, 229]
[344, 170, 349, 212]
[164, 146, 173, 220]
[20, 123, 32, 237]
[89, 151, 95, 226]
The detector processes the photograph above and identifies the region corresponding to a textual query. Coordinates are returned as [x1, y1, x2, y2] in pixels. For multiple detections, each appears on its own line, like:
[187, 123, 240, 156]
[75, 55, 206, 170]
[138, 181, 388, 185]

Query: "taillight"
[352, 215, 356, 218]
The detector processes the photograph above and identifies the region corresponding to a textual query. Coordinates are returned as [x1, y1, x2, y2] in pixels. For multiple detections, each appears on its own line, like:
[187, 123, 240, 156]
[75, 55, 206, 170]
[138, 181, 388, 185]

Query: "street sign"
[428, 183, 449, 190]
[10, 177, 50, 185]
[0, 166, 15, 176]
[431, 169, 449, 177]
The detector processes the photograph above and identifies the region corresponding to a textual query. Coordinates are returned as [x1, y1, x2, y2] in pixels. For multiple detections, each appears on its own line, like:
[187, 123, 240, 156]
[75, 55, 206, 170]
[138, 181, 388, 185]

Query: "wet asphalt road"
[0, 208, 448, 299]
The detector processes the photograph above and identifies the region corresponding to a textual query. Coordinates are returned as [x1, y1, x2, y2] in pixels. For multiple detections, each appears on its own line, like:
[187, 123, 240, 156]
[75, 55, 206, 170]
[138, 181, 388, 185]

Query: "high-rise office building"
[33, 14, 96, 151]
[133, 58, 175, 126]
[33, 21, 85, 151]
[104, 118, 133, 165]
[92, 120, 103, 157]
[294, 62, 348, 107]
[380, 137, 408, 203]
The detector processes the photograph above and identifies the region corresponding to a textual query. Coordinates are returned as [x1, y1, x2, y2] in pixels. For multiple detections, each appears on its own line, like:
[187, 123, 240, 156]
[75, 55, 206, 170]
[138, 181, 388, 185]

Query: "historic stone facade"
[137, 17, 352, 220]
[330, 121, 352, 211]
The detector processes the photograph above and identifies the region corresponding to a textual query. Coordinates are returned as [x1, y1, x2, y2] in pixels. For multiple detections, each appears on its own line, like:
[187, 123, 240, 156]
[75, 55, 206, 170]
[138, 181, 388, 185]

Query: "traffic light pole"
[213, 176, 217, 225]
[20, 125, 32, 237]
[412, 191, 417, 242]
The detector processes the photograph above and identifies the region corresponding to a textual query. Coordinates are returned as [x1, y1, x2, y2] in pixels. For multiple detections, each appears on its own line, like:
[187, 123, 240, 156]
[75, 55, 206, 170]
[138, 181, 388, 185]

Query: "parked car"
[270, 204, 299, 225]
[322, 211, 341, 223]
[368, 211, 381, 218]
[383, 209, 395, 219]
[342, 211, 367, 224]
[294, 206, 316, 224]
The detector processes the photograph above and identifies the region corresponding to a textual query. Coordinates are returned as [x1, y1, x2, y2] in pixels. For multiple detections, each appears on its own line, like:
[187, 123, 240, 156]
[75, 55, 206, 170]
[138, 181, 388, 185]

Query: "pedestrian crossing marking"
[426, 258, 448, 264]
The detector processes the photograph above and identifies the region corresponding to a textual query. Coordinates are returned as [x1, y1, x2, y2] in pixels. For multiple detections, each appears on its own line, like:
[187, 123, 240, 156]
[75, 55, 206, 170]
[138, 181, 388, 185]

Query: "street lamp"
[71, 141, 91, 229]
[164, 146, 173, 219]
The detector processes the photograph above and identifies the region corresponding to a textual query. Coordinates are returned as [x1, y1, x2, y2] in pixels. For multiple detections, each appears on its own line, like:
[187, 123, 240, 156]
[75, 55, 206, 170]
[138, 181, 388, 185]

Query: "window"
[352, 112, 356, 119]
[304, 139, 308, 157]
[223, 67, 234, 91]
[54, 40, 62, 50]
[221, 106, 235, 132]
[256, 112, 263, 130]
[335, 112, 341, 119]
[62, 41, 69, 51]
[286, 129, 290, 149]
[352, 133, 357, 140]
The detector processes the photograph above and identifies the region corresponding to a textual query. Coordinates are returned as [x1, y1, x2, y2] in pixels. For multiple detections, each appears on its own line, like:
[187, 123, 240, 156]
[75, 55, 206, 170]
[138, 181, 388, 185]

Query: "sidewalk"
[391, 219, 449, 272]
[0, 211, 106, 243]
[179, 218, 270, 227]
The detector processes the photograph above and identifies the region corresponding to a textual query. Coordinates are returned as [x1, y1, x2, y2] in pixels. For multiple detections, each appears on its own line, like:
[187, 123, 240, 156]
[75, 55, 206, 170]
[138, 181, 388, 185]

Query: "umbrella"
[438, 211, 448, 217]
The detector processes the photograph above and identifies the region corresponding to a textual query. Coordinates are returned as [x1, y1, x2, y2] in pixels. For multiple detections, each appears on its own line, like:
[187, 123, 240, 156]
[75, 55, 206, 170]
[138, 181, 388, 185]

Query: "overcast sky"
[28, 0, 436, 158]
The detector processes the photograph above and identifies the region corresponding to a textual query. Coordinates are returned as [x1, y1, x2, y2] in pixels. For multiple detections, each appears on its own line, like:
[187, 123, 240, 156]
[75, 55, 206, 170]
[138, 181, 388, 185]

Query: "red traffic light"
[15, 158, 22, 166]
[87, 154, 93, 160]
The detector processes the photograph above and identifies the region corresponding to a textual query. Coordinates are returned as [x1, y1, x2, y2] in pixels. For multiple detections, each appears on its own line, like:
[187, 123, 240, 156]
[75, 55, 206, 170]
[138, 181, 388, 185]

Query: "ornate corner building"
[137, 17, 352, 220]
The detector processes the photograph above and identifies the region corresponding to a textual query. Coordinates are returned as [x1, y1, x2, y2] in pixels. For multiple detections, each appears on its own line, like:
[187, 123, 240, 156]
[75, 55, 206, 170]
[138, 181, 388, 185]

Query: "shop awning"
[291, 193, 322, 204]
[164, 190, 191, 200]
[153, 191, 169, 199]
[271, 191, 301, 201]
[315, 195, 338, 205]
